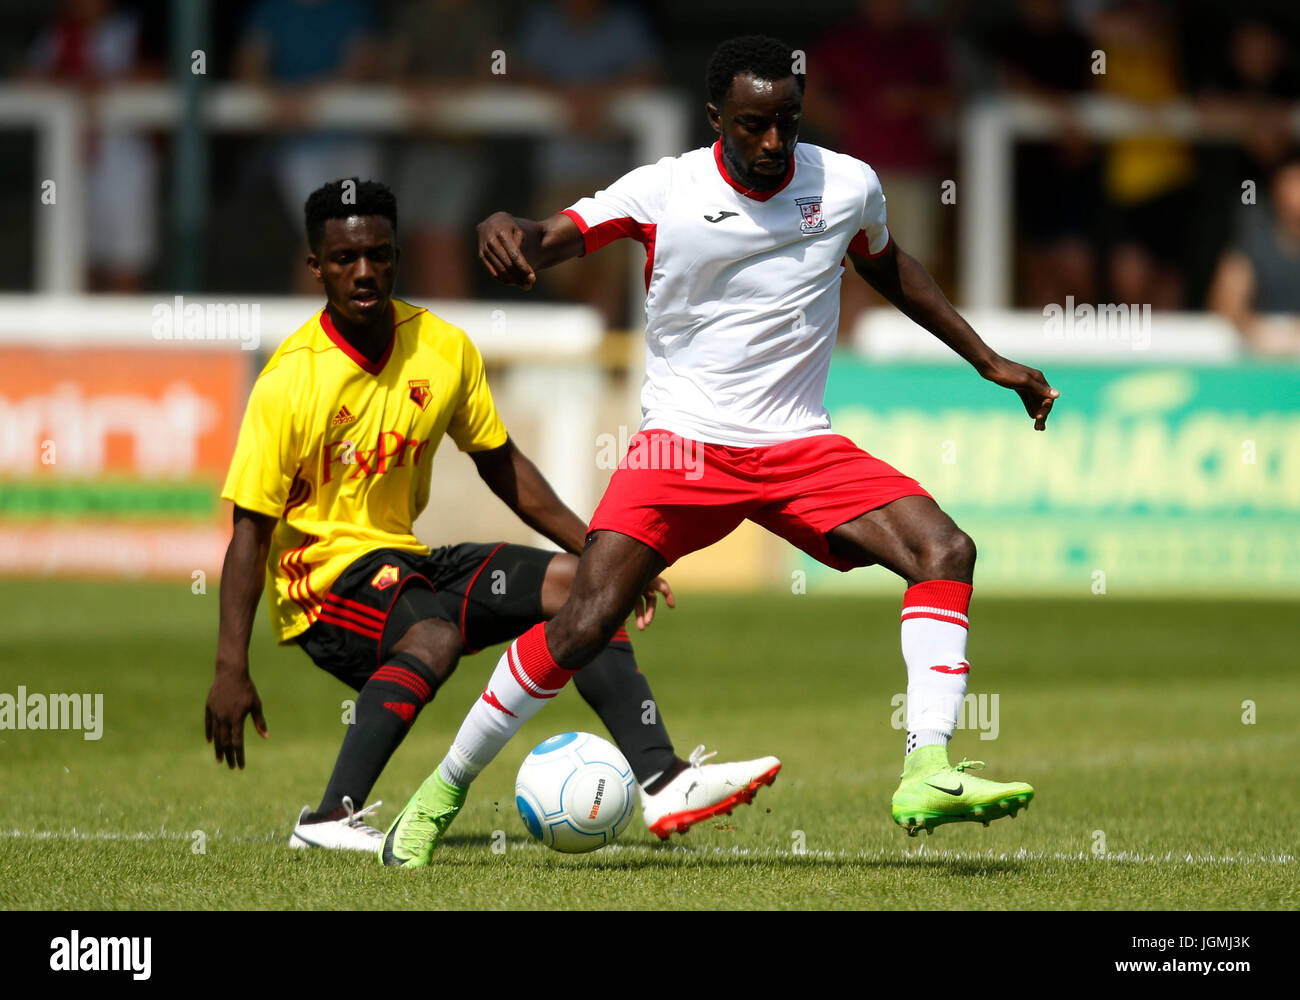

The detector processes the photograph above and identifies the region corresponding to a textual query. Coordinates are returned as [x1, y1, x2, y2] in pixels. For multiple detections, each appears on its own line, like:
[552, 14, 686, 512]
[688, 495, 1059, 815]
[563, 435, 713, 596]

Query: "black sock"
[572, 628, 677, 785]
[642, 758, 689, 796]
[311, 652, 440, 818]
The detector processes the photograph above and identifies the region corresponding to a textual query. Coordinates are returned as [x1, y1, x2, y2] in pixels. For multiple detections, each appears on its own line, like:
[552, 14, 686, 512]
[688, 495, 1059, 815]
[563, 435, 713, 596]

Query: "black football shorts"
[295, 543, 555, 690]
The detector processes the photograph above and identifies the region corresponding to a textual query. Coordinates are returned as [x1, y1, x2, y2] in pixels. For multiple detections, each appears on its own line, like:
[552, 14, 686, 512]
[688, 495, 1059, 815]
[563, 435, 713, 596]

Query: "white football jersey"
[563, 140, 890, 446]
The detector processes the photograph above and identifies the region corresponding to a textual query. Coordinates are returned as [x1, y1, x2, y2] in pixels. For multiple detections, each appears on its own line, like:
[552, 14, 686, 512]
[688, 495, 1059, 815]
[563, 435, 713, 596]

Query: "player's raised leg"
[537, 551, 678, 785]
[827, 496, 1033, 835]
[540, 553, 781, 837]
[381, 531, 664, 867]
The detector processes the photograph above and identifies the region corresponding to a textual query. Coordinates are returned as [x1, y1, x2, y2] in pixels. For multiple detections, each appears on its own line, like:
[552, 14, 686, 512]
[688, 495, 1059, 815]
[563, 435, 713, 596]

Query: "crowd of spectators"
[6, 0, 1300, 352]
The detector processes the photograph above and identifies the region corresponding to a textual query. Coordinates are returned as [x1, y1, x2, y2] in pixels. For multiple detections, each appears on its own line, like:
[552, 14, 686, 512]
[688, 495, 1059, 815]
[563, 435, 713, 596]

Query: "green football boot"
[379, 770, 467, 867]
[890, 745, 1033, 837]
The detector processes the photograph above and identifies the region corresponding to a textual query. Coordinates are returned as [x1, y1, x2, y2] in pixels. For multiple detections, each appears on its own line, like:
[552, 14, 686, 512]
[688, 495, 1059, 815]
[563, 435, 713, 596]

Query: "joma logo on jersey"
[795, 196, 826, 234]
[323, 430, 430, 482]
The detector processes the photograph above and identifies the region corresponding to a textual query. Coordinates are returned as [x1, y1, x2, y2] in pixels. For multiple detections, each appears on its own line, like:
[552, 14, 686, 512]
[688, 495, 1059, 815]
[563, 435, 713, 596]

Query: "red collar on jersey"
[712, 140, 796, 201]
[320, 303, 396, 375]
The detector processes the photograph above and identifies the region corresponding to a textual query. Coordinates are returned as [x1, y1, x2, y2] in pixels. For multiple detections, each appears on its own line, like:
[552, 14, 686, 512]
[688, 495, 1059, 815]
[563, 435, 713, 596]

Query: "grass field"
[1, 580, 1296, 910]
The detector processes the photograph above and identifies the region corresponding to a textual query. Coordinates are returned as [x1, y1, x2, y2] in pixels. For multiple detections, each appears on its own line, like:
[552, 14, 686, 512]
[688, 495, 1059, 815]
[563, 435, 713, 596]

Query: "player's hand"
[477, 212, 537, 289]
[205, 668, 269, 770]
[981, 357, 1060, 431]
[633, 576, 675, 631]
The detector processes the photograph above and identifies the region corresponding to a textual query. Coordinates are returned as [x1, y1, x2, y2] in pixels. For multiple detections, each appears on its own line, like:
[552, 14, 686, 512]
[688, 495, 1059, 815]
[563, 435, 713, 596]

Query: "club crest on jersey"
[795, 196, 826, 234]
[370, 565, 401, 591]
[408, 379, 431, 410]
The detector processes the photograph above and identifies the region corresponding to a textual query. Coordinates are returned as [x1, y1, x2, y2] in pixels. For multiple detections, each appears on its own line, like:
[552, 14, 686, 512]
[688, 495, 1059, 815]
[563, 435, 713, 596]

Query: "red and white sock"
[900, 580, 972, 755]
[438, 623, 576, 787]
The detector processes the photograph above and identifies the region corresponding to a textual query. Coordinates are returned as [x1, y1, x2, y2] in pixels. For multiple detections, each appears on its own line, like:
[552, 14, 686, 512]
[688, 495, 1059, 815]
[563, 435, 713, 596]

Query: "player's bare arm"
[469, 437, 590, 554]
[205, 504, 274, 769]
[476, 211, 584, 289]
[469, 438, 673, 630]
[850, 242, 1060, 431]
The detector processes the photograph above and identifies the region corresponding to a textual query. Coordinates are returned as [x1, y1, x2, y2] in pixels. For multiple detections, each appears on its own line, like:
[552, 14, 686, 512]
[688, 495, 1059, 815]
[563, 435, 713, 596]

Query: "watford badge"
[408, 379, 431, 410]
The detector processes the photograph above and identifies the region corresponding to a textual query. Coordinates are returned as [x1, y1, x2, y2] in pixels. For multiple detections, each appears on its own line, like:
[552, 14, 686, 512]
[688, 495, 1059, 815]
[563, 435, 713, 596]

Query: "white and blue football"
[515, 732, 637, 854]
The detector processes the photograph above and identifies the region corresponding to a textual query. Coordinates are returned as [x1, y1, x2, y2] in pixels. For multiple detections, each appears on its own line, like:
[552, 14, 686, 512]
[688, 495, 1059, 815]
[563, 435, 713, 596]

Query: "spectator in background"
[1090, 0, 1192, 309]
[988, 0, 1098, 307]
[1208, 153, 1300, 356]
[386, 0, 503, 301]
[516, 0, 662, 328]
[26, 0, 160, 292]
[234, 0, 381, 291]
[1198, 17, 1300, 181]
[806, 0, 954, 329]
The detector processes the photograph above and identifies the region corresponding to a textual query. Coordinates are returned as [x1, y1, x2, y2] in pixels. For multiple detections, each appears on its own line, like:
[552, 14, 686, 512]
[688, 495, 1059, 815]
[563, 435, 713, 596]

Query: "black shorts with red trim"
[295, 543, 553, 691]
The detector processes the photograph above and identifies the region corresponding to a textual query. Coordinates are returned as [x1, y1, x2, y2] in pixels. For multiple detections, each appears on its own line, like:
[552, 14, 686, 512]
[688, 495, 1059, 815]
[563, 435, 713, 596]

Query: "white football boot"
[289, 796, 384, 851]
[641, 745, 782, 839]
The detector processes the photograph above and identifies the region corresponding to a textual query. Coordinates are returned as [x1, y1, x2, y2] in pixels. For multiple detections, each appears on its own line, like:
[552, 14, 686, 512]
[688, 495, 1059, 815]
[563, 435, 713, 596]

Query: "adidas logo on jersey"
[331, 405, 356, 427]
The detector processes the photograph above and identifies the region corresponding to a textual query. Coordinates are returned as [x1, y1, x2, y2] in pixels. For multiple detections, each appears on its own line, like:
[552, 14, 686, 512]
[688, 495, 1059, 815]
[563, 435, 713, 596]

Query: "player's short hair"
[705, 35, 805, 107]
[304, 178, 398, 253]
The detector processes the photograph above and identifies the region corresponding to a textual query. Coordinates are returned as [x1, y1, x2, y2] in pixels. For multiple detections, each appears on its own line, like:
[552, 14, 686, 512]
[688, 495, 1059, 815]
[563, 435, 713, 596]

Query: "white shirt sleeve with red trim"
[561, 159, 670, 254]
[848, 162, 890, 258]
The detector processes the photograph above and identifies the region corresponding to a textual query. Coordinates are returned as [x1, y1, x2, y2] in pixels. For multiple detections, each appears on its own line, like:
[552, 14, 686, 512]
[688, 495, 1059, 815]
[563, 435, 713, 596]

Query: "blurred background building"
[1, 0, 1297, 596]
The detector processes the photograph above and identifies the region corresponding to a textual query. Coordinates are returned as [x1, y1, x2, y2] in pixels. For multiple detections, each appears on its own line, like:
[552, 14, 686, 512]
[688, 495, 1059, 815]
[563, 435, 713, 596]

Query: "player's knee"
[539, 553, 579, 618]
[932, 529, 976, 579]
[389, 618, 462, 682]
[914, 527, 975, 581]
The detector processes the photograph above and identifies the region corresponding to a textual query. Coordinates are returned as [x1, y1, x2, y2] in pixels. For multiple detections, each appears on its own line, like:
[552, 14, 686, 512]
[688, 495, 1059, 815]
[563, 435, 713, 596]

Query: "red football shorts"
[588, 429, 932, 571]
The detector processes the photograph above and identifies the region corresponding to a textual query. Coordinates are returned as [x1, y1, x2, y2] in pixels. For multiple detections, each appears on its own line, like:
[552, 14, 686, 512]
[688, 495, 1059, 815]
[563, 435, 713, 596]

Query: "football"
[515, 732, 637, 853]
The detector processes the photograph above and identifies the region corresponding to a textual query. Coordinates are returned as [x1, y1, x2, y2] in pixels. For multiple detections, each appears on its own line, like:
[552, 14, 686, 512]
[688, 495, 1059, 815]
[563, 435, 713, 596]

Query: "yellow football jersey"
[221, 298, 508, 642]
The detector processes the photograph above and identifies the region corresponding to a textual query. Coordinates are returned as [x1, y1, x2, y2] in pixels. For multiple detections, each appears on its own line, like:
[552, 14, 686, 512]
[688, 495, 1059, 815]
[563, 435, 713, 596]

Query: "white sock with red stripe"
[900, 580, 973, 755]
[437, 622, 575, 788]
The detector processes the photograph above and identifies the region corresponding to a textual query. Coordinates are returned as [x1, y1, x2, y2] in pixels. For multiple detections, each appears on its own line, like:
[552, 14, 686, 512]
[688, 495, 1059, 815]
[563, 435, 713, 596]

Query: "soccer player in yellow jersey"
[205, 179, 780, 851]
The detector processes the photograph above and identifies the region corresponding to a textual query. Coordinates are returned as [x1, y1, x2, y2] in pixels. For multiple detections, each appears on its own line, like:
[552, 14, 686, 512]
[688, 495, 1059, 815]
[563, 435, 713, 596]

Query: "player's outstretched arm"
[476, 211, 584, 290]
[850, 242, 1060, 430]
[470, 438, 673, 629]
[205, 505, 274, 769]
[470, 436, 593, 555]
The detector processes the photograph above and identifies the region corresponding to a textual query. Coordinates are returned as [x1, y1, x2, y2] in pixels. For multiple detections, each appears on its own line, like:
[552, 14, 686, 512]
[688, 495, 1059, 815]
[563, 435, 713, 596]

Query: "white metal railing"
[0, 82, 690, 296]
[853, 307, 1242, 364]
[959, 94, 1300, 309]
[8, 85, 1299, 309]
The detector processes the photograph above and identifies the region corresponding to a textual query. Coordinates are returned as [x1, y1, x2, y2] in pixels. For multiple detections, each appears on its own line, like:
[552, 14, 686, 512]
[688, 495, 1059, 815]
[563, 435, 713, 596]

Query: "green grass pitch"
[0, 580, 1295, 910]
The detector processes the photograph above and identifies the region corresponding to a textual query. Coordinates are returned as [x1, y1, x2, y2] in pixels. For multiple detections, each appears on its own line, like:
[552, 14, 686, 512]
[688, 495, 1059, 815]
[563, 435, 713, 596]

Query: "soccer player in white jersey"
[382, 35, 1059, 866]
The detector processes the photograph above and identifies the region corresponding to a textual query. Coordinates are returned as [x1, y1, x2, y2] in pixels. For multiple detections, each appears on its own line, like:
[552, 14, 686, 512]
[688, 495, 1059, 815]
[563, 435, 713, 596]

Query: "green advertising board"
[816, 362, 1300, 596]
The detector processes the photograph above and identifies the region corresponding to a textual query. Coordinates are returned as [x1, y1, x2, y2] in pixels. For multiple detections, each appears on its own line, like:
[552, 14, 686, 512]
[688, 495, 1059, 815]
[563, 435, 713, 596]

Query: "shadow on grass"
[422, 835, 1028, 877]
[189, 831, 1034, 879]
